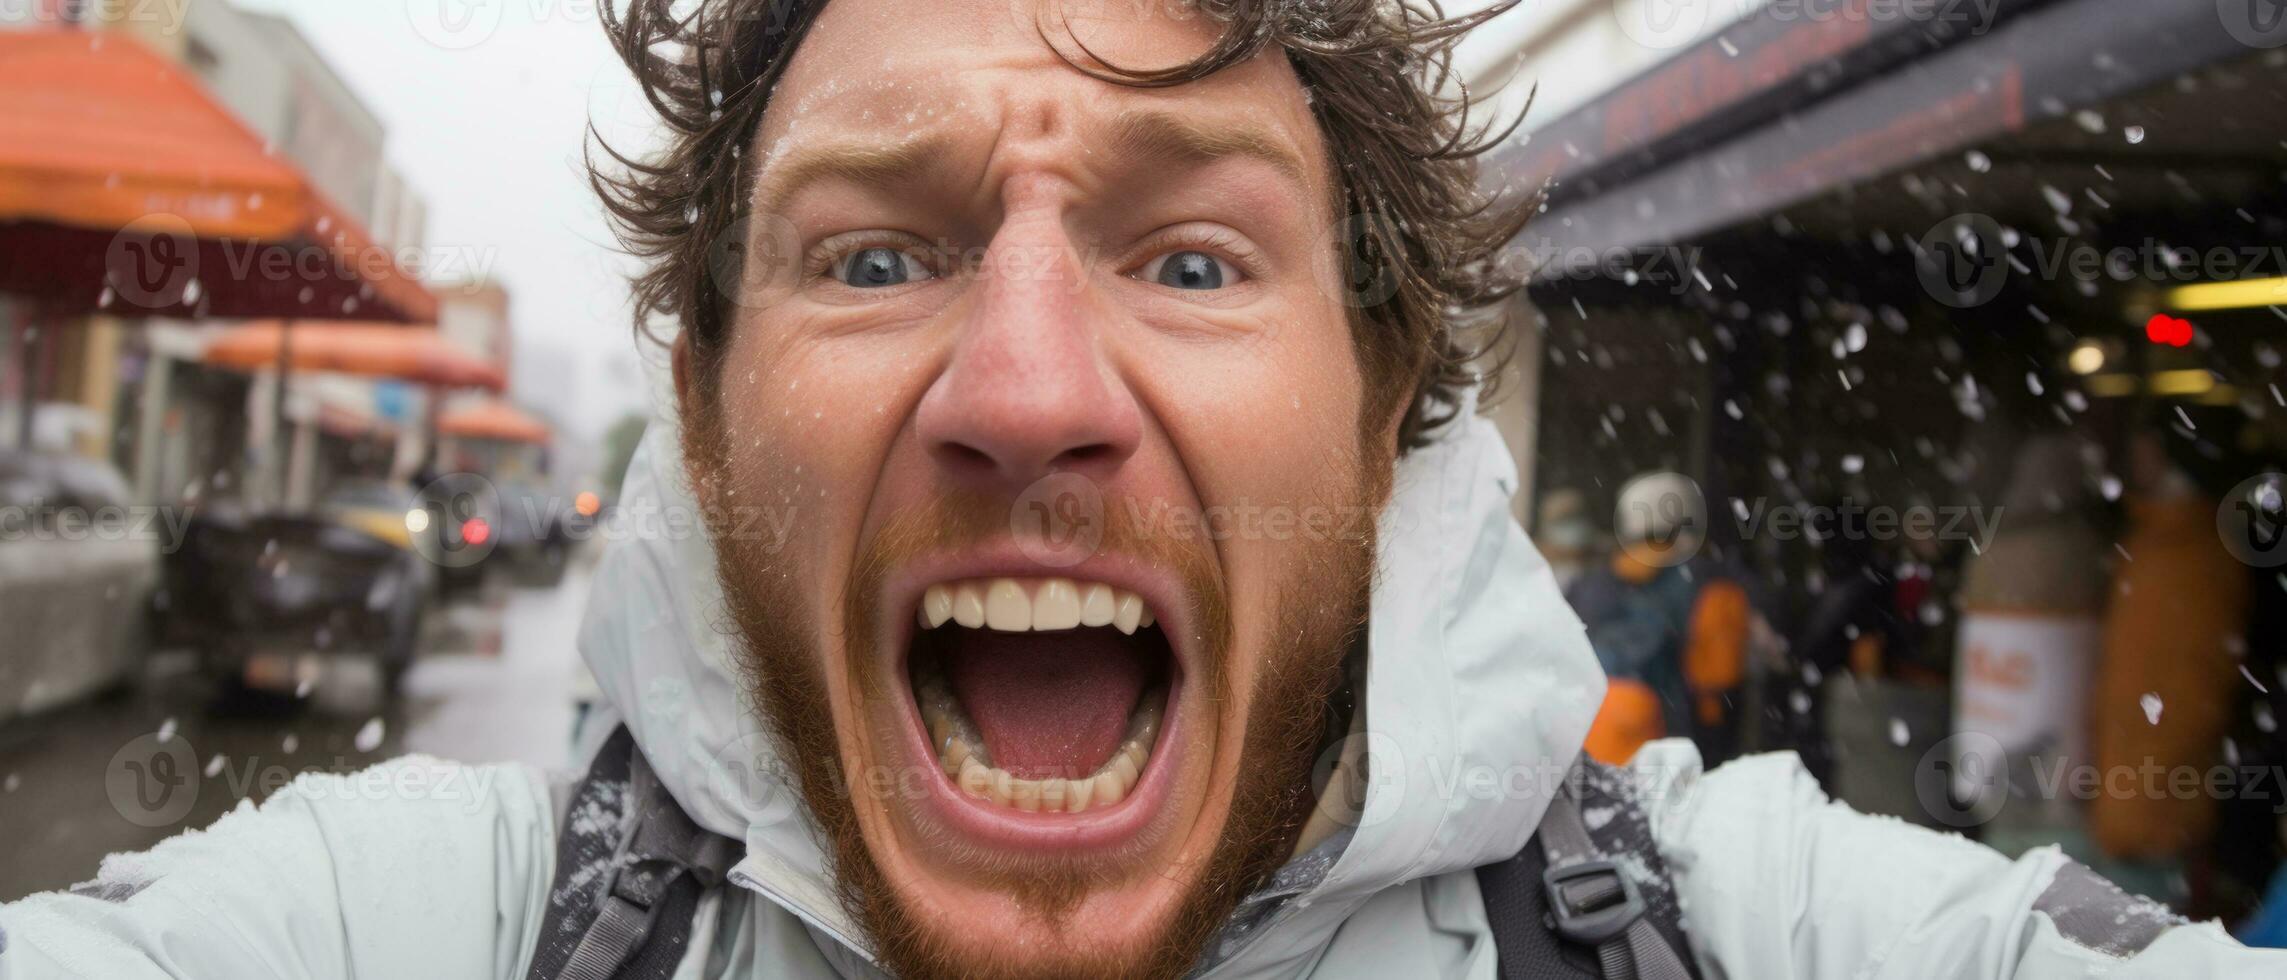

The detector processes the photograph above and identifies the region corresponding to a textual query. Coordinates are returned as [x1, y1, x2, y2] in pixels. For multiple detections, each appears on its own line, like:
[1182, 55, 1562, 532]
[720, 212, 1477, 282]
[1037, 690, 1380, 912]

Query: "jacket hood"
[577, 375, 1606, 974]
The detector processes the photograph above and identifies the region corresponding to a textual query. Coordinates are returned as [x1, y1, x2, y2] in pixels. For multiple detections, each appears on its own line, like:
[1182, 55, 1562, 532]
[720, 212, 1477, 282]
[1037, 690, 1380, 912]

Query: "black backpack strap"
[527, 726, 744, 980]
[1477, 759, 1696, 980]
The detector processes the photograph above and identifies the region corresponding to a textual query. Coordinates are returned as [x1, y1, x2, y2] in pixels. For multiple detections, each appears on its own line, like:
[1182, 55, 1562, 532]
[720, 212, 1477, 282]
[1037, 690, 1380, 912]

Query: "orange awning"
[439, 399, 551, 445]
[0, 30, 435, 322]
[203, 322, 507, 392]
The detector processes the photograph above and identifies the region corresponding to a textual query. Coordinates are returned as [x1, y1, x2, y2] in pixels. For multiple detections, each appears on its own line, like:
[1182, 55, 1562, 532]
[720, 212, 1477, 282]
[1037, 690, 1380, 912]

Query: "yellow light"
[2067, 342, 2105, 375]
[574, 491, 601, 518]
[2085, 370, 2224, 400]
[2167, 275, 2287, 312]
[2148, 369, 2218, 397]
[405, 507, 431, 534]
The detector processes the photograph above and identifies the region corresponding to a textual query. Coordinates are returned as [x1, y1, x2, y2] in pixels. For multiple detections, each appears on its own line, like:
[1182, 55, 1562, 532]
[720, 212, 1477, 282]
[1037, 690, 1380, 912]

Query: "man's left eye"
[1140, 250, 1231, 290]
[834, 246, 932, 288]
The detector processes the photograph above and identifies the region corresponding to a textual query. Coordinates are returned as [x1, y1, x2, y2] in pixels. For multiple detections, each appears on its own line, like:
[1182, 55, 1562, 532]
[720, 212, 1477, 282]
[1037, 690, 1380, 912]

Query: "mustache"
[842, 488, 1234, 701]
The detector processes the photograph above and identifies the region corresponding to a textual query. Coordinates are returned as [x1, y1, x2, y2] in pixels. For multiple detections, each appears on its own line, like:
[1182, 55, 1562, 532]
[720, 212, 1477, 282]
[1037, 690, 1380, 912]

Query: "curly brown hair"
[590, 0, 1536, 451]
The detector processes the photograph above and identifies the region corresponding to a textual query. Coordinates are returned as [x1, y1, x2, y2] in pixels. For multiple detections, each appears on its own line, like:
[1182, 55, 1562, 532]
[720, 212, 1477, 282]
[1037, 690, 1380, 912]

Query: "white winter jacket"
[3, 390, 2278, 979]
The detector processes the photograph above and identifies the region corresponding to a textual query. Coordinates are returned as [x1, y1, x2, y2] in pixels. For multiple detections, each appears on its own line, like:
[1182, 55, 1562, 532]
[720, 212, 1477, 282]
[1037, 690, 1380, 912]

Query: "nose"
[915, 210, 1142, 491]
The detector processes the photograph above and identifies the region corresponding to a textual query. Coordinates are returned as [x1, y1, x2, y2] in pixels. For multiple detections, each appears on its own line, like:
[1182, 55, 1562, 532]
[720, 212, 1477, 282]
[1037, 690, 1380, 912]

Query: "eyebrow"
[1098, 108, 1311, 187]
[749, 133, 959, 217]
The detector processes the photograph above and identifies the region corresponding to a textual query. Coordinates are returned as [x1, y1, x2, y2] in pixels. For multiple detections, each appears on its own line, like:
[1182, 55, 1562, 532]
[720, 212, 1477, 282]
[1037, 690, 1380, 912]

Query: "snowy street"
[0, 564, 596, 901]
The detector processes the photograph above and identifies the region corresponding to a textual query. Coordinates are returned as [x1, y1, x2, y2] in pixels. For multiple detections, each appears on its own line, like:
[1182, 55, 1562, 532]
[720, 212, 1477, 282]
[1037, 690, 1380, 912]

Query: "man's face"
[680, 0, 1389, 974]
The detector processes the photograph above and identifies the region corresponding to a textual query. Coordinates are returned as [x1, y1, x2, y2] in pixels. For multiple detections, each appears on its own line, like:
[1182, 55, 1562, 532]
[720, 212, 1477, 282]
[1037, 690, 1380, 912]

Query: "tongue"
[942, 629, 1149, 781]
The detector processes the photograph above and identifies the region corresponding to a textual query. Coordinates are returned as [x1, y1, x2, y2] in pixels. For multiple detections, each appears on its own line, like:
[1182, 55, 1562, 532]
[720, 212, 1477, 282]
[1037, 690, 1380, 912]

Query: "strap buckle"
[1542, 859, 1645, 946]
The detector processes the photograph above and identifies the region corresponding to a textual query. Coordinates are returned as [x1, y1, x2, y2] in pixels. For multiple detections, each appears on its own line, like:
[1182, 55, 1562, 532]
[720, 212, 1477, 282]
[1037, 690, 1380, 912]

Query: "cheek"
[1138, 312, 1366, 678]
[711, 320, 930, 573]
[1143, 310, 1364, 501]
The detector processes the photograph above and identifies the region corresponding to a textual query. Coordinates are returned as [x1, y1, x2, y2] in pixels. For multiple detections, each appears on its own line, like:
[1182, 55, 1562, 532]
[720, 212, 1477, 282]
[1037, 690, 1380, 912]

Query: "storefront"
[1497, 0, 2287, 918]
[0, 28, 436, 499]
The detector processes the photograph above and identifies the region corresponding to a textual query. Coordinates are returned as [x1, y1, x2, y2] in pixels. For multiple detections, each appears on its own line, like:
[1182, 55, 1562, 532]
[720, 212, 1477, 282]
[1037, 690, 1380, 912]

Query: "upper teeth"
[919, 577, 1156, 634]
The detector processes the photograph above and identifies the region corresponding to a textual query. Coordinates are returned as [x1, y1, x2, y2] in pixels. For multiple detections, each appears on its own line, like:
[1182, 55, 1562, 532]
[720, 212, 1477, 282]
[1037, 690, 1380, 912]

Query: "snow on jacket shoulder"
[0, 755, 555, 980]
[4, 746, 2282, 978]
[1633, 741, 2274, 979]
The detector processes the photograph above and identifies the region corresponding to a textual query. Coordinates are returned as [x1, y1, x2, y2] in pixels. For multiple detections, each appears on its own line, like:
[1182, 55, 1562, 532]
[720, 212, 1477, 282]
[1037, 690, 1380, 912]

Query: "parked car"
[493, 478, 576, 585]
[158, 479, 434, 702]
[0, 451, 158, 724]
[435, 476, 576, 593]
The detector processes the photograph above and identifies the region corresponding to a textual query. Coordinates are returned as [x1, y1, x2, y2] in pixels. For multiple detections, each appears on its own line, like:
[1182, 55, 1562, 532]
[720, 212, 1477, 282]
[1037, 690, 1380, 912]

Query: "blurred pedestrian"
[1531, 486, 1597, 593]
[1570, 471, 1751, 763]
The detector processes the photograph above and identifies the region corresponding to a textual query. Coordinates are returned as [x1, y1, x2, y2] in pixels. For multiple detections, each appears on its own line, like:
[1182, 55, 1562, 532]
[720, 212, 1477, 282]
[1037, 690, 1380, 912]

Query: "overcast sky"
[234, 0, 661, 443]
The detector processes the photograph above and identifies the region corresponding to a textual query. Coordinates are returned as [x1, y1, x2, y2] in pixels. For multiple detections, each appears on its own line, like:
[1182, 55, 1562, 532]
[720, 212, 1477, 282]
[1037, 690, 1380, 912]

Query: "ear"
[671, 329, 699, 426]
[1373, 384, 1413, 459]
[1377, 393, 1409, 452]
[669, 330, 721, 505]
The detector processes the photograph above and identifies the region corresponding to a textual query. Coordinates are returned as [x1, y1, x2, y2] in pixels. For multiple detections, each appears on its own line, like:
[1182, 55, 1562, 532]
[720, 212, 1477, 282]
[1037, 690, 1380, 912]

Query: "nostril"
[935, 442, 999, 473]
[1052, 444, 1120, 469]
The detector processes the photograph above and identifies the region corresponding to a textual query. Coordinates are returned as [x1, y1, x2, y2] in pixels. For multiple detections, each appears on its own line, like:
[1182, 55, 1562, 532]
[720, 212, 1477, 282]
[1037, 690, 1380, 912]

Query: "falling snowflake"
[355, 718, 387, 753]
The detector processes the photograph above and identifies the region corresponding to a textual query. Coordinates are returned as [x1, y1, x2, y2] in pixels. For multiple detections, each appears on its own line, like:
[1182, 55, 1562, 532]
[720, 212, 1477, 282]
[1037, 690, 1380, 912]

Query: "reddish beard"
[687, 413, 1387, 979]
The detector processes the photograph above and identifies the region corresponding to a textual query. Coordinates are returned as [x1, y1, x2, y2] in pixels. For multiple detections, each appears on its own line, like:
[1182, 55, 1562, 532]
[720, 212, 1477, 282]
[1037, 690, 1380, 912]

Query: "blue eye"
[1152, 250, 1226, 290]
[837, 246, 926, 287]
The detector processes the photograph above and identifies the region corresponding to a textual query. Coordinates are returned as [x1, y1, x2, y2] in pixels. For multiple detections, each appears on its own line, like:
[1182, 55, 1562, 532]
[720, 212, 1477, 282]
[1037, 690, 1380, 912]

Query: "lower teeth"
[917, 676, 1166, 814]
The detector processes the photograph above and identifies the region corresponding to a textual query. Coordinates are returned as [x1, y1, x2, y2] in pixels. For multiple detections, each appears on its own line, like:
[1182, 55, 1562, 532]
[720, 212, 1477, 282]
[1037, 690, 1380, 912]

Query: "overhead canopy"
[438, 399, 551, 445]
[1488, 0, 2254, 270]
[202, 321, 506, 392]
[0, 30, 435, 322]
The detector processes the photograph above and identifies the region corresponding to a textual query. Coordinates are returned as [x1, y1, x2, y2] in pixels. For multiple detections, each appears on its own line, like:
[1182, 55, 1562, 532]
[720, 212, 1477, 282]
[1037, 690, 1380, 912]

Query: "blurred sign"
[1953, 611, 2101, 784]
[374, 380, 411, 424]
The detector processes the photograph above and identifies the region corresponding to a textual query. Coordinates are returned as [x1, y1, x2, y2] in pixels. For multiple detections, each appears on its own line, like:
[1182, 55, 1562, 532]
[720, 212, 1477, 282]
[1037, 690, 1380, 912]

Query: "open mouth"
[906, 577, 1173, 815]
